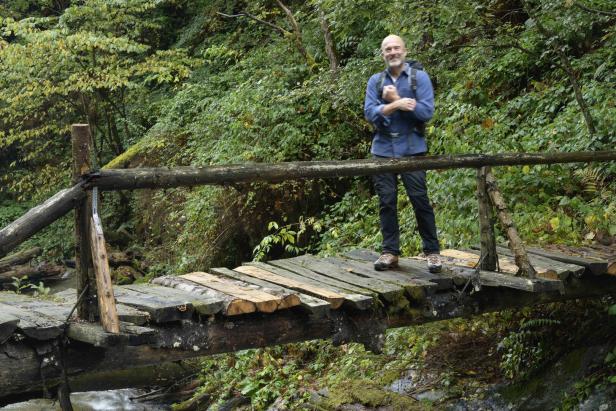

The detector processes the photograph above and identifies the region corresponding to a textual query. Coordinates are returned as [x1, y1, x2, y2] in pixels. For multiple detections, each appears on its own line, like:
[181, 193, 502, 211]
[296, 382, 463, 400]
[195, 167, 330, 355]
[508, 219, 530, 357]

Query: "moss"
[322, 379, 424, 410]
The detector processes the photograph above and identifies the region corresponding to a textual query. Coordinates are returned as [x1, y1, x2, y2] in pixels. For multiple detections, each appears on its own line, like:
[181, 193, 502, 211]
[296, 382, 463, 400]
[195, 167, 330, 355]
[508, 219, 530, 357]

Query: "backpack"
[375, 60, 427, 135]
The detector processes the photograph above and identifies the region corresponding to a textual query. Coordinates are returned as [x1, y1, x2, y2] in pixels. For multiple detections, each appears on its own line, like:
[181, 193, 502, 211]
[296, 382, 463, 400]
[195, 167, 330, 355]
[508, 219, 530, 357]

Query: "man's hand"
[382, 85, 400, 102]
[396, 98, 416, 111]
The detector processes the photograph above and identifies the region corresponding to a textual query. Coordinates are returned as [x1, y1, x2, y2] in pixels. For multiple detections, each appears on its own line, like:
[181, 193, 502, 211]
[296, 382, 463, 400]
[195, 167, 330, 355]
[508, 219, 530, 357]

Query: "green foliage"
[252, 216, 322, 261]
[499, 317, 562, 380]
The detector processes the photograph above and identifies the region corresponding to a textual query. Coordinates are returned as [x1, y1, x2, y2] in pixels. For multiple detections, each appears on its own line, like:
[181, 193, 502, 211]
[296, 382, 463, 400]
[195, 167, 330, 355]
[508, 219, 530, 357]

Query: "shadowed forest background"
[1, 0, 615, 409]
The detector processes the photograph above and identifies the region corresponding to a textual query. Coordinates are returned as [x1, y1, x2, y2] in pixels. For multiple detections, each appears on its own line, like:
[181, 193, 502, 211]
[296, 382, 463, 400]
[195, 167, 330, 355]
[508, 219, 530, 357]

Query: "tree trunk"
[476, 167, 497, 270]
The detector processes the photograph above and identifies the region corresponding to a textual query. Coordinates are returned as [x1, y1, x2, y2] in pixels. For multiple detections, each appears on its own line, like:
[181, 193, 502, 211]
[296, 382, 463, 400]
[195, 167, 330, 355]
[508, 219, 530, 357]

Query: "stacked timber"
[0, 247, 66, 287]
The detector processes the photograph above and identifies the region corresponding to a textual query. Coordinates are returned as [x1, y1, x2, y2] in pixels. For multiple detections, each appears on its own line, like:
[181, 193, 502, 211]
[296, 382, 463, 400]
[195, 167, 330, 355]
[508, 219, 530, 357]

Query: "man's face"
[381, 36, 406, 69]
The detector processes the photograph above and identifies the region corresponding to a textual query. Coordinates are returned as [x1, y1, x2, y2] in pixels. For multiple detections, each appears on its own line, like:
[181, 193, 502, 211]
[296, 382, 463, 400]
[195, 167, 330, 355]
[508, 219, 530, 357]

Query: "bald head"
[381, 35, 406, 51]
[381, 34, 407, 70]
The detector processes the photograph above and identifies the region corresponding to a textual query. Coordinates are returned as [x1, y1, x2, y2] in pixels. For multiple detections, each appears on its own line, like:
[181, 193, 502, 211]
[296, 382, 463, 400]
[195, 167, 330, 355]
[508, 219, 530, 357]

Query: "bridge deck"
[0, 246, 614, 398]
[0, 245, 612, 347]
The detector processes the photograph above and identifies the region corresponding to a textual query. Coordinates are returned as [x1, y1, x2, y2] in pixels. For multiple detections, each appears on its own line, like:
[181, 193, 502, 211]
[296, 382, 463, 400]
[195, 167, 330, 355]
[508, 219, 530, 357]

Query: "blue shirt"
[364, 63, 435, 157]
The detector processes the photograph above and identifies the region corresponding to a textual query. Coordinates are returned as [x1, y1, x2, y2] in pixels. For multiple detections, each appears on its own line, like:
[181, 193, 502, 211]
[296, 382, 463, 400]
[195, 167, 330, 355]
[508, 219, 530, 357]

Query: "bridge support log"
[72, 124, 97, 321]
[484, 169, 537, 278]
[2, 275, 616, 400]
[477, 167, 497, 271]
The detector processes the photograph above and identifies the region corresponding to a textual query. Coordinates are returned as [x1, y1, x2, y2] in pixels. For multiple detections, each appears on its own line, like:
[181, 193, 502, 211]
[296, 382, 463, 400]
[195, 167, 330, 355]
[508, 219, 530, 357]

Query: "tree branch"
[216, 11, 290, 36]
[574, 1, 616, 17]
[274, 0, 315, 69]
[318, 7, 339, 73]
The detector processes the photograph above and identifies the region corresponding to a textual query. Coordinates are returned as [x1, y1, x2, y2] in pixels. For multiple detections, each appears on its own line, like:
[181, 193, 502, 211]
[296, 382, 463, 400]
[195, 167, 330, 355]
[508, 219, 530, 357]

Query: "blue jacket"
[364, 63, 435, 157]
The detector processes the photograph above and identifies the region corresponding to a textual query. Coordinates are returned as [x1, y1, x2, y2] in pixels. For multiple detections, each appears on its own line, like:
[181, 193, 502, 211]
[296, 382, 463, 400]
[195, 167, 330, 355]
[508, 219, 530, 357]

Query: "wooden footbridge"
[0, 125, 615, 400]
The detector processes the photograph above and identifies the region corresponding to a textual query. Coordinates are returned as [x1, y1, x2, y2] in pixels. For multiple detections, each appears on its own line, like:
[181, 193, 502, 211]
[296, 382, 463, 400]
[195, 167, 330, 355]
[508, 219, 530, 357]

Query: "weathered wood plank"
[528, 246, 608, 276]
[233, 264, 346, 309]
[440, 249, 565, 280]
[113, 287, 193, 323]
[241, 262, 374, 310]
[343, 249, 453, 290]
[125, 282, 228, 316]
[180, 272, 286, 313]
[210, 267, 330, 317]
[54, 288, 150, 325]
[289, 255, 405, 303]
[204, 268, 301, 311]
[67, 321, 157, 347]
[323, 256, 437, 301]
[492, 246, 583, 279]
[0, 301, 65, 340]
[0, 311, 19, 342]
[268, 259, 376, 295]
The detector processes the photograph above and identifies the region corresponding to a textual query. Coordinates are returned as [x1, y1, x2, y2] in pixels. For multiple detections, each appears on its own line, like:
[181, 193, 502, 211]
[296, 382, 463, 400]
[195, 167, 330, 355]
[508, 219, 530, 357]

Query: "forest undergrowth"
[1, 0, 615, 409]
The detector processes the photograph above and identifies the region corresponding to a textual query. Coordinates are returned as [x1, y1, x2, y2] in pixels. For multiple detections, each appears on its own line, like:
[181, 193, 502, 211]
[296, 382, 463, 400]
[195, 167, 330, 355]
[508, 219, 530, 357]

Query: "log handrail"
[88, 151, 616, 191]
[1, 150, 615, 258]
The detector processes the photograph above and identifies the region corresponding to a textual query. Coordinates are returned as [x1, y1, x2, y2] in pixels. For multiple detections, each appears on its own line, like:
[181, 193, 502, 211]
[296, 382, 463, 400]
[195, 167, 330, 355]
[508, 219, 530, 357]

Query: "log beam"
[89, 151, 616, 191]
[0, 185, 86, 259]
[2, 274, 616, 400]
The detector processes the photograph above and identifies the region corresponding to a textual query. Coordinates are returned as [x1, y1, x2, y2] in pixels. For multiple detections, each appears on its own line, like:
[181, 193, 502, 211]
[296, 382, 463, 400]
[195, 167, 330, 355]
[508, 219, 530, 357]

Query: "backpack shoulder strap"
[376, 70, 387, 99]
[410, 67, 418, 96]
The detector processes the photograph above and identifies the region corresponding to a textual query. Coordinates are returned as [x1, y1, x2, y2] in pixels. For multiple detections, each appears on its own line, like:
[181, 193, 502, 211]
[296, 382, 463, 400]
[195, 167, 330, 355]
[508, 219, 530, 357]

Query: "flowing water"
[1, 388, 172, 410]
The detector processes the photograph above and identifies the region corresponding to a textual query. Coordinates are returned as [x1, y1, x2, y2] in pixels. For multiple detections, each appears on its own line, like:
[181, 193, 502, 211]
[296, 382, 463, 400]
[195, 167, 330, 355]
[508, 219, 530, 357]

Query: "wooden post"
[89, 188, 120, 333]
[484, 168, 537, 278]
[477, 167, 497, 271]
[72, 124, 97, 321]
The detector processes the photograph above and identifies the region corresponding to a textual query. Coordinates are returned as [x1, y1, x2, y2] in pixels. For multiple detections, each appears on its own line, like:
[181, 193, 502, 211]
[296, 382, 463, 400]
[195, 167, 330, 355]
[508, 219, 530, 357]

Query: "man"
[364, 34, 442, 273]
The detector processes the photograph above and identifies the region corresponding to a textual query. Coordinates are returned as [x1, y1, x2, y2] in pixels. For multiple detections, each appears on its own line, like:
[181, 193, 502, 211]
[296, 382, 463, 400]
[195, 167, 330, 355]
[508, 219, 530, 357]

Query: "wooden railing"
[1, 123, 615, 330]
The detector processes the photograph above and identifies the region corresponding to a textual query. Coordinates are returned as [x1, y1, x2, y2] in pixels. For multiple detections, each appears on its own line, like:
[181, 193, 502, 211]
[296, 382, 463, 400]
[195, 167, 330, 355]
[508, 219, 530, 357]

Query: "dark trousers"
[373, 167, 440, 256]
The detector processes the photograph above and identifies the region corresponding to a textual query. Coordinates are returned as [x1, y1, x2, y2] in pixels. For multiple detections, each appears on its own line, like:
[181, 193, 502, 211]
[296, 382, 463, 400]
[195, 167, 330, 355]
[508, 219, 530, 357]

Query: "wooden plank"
[0, 311, 19, 342]
[493, 246, 583, 280]
[323, 256, 437, 301]
[288, 255, 405, 303]
[205, 268, 303, 312]
[180, 272, 285, 313]
[439, 249, 565, 280]
[343, 249, 453, 290]
[528, 246, 608, 276]
[210, 267, 330, 317]
[150, 276, 246, 316]
[240, 263, 372, 310]
[67, 321, 157, 347]
[89, 213, 120, 333]
[54, 288, 150, 325]
[268, 259, 375, 295]
[114, 286, 193, 323]
[0, 301, 64, 340]
[230, 265, 344, 309]
[124, 282, 228, 316]
[336, 252, 563, 294]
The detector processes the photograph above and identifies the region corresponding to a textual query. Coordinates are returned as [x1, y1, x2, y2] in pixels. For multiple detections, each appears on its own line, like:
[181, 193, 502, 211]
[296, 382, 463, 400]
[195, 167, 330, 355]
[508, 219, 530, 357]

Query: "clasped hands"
[382, 85, 416, 111]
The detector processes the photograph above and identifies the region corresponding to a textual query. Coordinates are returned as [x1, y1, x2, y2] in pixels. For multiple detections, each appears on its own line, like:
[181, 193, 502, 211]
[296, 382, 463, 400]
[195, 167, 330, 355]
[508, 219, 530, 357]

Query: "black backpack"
[375, 60, 427, 135]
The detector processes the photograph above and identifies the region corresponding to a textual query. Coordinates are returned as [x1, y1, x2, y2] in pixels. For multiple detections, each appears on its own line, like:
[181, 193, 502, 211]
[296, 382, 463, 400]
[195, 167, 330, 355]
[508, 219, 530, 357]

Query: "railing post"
[72, 124, 97, 321]
[484, 168, 537, 278]
[476, 167, 497, 271]
[89, 187, 120, 333]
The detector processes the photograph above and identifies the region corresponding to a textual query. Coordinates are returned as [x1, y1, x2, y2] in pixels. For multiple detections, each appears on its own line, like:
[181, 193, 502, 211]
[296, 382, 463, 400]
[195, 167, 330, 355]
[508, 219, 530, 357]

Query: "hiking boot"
[374, 253, 399, 271]
[426, 253, 442, 273]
